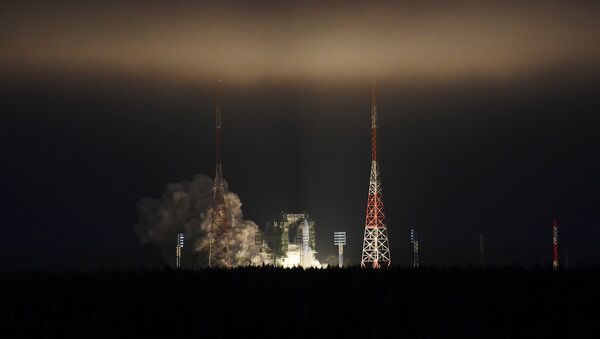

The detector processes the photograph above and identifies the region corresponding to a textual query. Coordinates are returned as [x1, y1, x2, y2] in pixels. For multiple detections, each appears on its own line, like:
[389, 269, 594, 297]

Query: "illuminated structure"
[552, 216, 559, 271]
[176, 233, 184, 268]
[263, 213, 322, 268]
[208, 82, 231, 268]
[300, 219, 311, 267]
[410, 228, 419, 268]
[360, 83, 391, 268]
[334, 232, 346, 268]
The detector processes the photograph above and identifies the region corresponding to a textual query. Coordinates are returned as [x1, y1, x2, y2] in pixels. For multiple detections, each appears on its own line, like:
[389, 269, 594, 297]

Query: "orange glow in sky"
[2, 1, 600, 84]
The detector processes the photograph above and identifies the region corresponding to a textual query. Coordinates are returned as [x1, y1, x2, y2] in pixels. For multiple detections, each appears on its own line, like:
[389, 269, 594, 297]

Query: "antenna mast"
[411, 228, 419, 268]
[479, 231, 485, 266]
[208, 81, 231, 268]
[360, 82, 391, 268]
[552, 216, 559, 271]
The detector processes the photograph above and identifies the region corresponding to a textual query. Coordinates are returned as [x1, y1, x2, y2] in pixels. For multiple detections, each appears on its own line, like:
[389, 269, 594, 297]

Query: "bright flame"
[278, 244, 325, 269]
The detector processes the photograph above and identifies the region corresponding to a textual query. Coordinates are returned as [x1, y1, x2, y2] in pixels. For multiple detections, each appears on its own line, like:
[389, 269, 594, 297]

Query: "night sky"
[2, 1, 600, 269]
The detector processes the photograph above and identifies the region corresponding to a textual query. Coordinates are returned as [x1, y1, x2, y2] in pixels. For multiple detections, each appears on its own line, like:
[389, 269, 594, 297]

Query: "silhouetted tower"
[361, 83, 391, 268]
[552, 216, 559, 271]
[208, 82, 231, 268]
[410, 228, 419, 268]
[479, 230, 485, 266]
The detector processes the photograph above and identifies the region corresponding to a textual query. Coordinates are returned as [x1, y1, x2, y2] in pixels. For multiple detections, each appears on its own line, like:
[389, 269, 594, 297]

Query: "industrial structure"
[208, 82, 231, 268]
[262, 213, 322, 268]
[479, 231, 485, 266]
[300, 219, 311, 267]
[176, 233, 184, 268]
[552, 216, 559, 270]
[334, 232, 346, 268]
[360, 83, 392, 268]
[410, 228, 419, 268]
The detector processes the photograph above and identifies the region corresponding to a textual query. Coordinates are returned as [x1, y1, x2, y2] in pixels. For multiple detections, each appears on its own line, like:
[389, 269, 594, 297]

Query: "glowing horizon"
[2, 1, 600, 85]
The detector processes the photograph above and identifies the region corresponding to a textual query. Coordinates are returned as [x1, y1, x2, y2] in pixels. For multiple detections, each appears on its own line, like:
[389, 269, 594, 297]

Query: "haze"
[2, 1, 600, 85]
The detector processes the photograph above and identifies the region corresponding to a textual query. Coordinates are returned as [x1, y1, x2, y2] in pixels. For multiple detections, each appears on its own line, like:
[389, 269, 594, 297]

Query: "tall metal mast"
[552, 216, 559, 271]
[411, 228, 419, 268]
[361, 82, 391, 268]
[479, 230, 485, 266]
[208, 81, 231, 268]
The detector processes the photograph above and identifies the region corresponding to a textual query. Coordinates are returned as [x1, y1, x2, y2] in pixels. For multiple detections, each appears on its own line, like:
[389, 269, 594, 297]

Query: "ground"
[2, 267, 599, 338]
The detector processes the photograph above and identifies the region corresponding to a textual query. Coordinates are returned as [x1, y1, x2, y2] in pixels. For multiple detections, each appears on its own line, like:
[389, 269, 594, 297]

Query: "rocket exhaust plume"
[134, 174, 267, 267]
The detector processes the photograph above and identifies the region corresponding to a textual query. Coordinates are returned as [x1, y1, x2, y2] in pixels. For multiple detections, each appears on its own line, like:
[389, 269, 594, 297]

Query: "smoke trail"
[134, 174, 266, 267]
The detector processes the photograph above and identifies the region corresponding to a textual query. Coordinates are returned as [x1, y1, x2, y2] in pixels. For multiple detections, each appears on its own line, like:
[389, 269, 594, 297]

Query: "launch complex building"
[258, 213, 323, 268]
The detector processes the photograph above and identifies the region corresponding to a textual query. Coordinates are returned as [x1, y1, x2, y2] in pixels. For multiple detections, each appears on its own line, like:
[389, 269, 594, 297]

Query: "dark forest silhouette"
[2, 267, 599, 338]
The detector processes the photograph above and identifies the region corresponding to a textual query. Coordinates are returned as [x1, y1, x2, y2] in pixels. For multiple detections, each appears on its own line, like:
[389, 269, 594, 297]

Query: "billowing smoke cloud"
[134, 174, 266, 267]
[196, 191, 268, 267]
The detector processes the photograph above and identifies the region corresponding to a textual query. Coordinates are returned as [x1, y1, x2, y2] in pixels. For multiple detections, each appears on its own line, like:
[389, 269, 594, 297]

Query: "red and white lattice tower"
[552, 216, 559, 271]
[208, 82, 231, 268]
[361, 83, 391, 268]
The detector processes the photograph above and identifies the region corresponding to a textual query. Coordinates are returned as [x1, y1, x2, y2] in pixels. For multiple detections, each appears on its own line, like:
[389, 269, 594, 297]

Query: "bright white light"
[278, 244, 325, 269]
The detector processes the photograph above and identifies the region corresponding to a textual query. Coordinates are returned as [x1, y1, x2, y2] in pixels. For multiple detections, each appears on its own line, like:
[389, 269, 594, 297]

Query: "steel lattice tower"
[552, 216, 559, 271]
[208, 83, 231, 268]
[361, 83, 391, 268]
